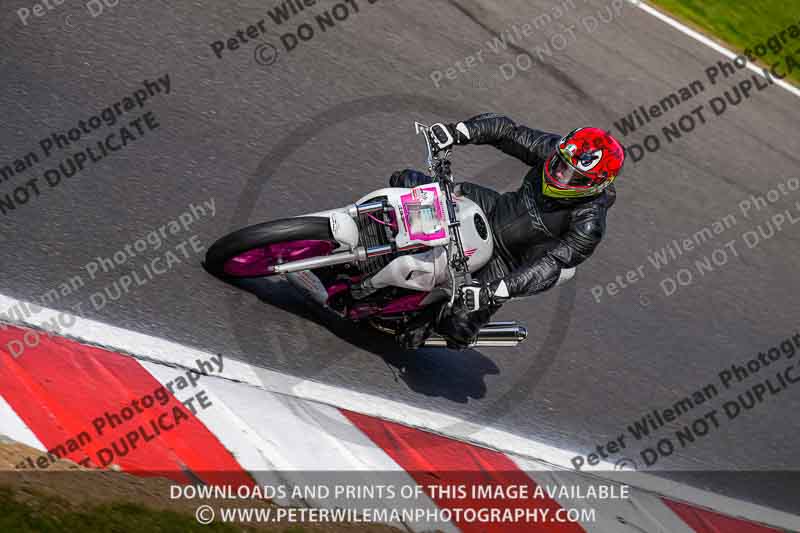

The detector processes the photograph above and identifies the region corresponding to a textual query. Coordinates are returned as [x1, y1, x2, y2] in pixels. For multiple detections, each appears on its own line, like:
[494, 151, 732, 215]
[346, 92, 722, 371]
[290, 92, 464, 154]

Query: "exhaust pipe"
[424, 321, 528, 348]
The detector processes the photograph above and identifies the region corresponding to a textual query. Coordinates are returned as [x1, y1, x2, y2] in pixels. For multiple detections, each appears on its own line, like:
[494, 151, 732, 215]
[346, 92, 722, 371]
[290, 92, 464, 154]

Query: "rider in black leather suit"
[391, 114, 623, 349]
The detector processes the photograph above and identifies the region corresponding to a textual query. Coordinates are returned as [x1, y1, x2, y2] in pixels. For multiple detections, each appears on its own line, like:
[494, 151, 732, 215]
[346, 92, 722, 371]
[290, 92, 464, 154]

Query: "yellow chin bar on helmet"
[541, 166, 615, 199]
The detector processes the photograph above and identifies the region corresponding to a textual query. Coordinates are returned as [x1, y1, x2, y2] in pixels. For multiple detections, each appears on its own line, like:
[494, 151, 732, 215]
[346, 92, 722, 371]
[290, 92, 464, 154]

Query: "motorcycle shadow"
[225, 276, 500, 404]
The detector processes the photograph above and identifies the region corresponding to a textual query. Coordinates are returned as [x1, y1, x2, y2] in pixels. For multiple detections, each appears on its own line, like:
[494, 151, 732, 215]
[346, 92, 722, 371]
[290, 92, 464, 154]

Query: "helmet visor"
[547, 152, 596, 189]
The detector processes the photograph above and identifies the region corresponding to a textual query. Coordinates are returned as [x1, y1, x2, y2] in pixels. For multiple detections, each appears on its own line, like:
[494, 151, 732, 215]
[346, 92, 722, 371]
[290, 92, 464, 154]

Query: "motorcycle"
[205, 123, 528, 348]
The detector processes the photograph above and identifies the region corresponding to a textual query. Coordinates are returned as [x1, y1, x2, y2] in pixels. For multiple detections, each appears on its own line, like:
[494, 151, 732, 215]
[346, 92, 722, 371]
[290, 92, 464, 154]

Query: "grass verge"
[0, 486, 276, 533]
[646, 0, 800, 84]
[0, 440, 402, 533]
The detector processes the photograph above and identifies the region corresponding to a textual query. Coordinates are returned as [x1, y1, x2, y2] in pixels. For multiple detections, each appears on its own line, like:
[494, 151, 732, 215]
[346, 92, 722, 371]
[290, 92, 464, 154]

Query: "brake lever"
[415, 127, 437, 177]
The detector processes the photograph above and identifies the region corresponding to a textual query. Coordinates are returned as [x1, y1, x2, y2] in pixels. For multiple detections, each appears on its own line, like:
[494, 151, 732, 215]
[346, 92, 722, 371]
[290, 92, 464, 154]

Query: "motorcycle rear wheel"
[204, 217, 337, 279]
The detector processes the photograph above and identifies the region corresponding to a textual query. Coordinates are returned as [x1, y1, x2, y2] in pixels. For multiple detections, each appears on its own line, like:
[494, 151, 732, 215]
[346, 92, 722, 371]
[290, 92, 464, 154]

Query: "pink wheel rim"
[223, 240, 336, 277]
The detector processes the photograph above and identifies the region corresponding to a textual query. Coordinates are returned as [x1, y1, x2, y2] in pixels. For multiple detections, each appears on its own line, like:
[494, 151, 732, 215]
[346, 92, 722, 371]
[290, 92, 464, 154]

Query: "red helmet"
[543, 127, 625, 198]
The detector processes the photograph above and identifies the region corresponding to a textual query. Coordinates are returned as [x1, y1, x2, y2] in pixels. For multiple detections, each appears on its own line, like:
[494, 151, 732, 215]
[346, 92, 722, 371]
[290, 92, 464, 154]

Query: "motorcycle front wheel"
[204, 217, 337, 279]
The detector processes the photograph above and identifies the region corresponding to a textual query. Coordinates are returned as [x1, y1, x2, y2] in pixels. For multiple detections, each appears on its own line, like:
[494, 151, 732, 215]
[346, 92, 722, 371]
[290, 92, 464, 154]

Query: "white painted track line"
[0, 395, 45, 451]
[631, 1, 800, 98]
[1, 293, 798, 530]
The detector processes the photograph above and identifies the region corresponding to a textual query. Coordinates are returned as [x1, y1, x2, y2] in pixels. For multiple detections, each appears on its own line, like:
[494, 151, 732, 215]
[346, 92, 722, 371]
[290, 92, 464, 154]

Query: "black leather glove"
[431, 122, 470, 150]
[460, 280, 509, 312]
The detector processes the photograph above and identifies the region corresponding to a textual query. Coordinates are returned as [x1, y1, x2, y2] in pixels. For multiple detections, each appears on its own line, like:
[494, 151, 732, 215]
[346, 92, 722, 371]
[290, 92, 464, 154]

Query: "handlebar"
[414, 122, 472, 297]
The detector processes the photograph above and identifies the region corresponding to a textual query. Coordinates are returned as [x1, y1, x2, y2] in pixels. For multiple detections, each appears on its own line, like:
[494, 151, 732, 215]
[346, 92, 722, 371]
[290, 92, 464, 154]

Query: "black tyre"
[204, 217, 336, 279]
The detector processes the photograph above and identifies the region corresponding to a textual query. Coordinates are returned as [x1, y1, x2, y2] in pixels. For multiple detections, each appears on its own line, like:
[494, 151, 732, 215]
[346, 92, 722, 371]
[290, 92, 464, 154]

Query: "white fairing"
[329, 211, 359, 249]
[369, 248, 448, 291]
[453, 195, 494, 273]
[303, 185, 495, 292]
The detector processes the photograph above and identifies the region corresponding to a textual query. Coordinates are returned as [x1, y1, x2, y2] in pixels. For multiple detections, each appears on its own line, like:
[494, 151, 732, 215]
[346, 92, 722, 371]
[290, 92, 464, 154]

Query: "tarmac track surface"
[1, 0, 799, 515]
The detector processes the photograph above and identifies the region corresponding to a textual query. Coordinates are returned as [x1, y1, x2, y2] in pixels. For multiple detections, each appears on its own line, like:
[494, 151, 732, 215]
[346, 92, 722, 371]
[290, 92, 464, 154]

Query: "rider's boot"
[396, 303, 439, 350]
